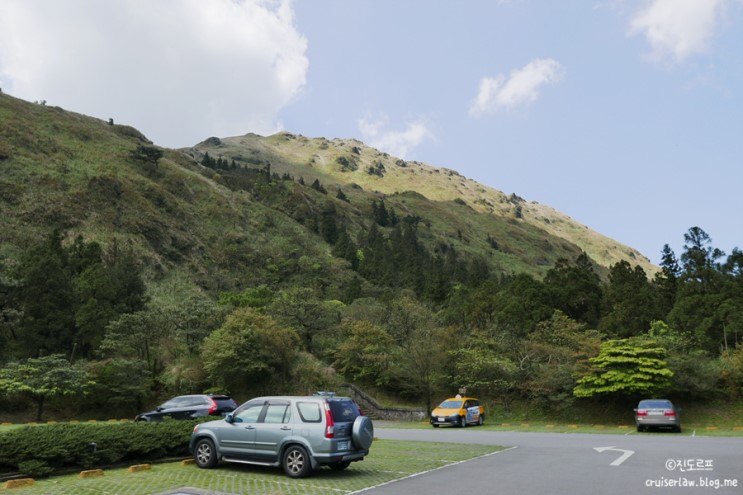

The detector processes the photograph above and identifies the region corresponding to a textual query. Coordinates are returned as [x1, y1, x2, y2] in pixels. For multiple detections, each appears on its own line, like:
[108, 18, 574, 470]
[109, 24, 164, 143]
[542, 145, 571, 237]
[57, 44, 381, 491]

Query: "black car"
[135, 394, 237, 422]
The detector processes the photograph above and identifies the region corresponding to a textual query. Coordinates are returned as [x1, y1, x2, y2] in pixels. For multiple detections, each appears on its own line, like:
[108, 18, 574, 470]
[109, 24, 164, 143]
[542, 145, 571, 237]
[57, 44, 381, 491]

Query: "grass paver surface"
[1, 440, 503, 495]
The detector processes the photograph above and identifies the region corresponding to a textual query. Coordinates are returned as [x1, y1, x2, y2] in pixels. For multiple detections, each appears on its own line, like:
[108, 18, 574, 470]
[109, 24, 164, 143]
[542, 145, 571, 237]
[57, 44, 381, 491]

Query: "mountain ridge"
[183, 130, 657, 277]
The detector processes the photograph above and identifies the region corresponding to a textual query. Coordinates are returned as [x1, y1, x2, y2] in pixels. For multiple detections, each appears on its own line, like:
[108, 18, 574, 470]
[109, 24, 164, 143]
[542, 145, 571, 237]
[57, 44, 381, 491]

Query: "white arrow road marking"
[594, 446, 635, 466]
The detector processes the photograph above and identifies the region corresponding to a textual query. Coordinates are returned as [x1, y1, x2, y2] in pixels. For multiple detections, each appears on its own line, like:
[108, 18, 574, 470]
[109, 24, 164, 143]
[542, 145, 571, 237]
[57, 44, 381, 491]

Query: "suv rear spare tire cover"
[352, 416, 374, 450]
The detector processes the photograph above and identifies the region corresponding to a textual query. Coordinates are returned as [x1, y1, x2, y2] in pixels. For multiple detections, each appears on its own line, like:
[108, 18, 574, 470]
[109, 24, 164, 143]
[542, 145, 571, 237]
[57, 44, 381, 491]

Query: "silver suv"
[189, 394, 374, 478]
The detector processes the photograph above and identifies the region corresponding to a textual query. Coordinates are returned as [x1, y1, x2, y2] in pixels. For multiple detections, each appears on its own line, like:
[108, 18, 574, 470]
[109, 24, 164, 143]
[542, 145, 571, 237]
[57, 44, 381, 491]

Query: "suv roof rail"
[313, 391, 336, 397]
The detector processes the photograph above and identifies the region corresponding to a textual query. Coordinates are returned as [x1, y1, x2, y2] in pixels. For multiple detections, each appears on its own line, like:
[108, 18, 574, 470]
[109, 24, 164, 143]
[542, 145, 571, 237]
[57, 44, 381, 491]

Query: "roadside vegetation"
[0, 92, 741, 429]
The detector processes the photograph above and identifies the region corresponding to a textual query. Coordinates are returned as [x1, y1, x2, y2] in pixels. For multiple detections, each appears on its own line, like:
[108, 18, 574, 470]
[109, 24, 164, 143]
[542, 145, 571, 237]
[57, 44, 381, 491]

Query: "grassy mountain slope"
[185, 131, 657, 278]
[1, 93, 656, 303]
[0, 94, 350, 299]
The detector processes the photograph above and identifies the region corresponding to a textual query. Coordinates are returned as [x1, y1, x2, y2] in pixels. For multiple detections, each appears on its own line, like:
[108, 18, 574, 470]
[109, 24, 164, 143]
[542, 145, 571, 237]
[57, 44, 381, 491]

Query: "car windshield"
[639, 400, 672, 409]
[438, 400, 463, 409]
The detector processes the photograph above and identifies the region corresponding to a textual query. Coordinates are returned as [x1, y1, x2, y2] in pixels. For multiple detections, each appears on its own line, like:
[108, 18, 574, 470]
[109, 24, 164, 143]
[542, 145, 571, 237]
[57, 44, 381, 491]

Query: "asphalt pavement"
[365, 427, 743, 495]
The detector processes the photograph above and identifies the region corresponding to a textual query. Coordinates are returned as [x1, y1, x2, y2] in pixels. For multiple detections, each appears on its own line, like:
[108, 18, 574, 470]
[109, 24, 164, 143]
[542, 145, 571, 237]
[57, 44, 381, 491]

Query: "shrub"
[0, 420, 198, 477]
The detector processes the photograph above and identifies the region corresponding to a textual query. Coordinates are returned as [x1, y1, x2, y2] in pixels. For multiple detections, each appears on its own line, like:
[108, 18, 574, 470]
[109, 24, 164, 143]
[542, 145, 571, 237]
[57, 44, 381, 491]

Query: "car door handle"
[243, 426, 255, 430]
[280, 426, 292, 431]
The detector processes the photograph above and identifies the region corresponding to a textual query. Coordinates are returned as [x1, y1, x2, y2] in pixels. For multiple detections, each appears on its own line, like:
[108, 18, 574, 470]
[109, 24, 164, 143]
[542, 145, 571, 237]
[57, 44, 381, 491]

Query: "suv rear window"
[328, 400, 359, 422]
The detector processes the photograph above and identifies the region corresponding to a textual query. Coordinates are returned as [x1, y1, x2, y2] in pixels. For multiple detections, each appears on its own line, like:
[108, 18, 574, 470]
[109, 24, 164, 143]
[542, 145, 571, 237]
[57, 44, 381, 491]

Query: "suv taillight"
[664, 410, 676, 417]
[207, 398, 218, 415]
[324, 401, 335, 438]
[636, 410, 648, 416]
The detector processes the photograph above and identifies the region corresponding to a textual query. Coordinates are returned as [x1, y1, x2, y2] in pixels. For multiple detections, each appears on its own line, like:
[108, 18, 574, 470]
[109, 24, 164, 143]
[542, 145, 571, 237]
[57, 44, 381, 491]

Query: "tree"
[268, 288, 341, 354]
[99, 309, 171, 376]
[449, 332, 518, 412]
[13, 233, 146, 359]
[574, 337, 673, 399]
[719, 344, 743, 400]
[320, 201, 339, 245]
[522, 311, 601, 411]
[219, 285, 275, 310]
[335, 320, 395, 385]
[86, 358, 151, 415]
[599, 261, 659, 338]
[332, 229, 359, 269]
[641, 320, 718, 399]
[390, 323, 449, 414]
[653, 244, 679, 316]
[130, 145, 164, 168]
[0, 256, 22, 360]
[0, 354, 92, 421]
[491, 273, 554, 337]
[201, 308, 300, 394]
[544, 252, 603, 326]
[15, 230, 75, 357]
[668, 227, 728, 352]
[679, 227, 724, 279]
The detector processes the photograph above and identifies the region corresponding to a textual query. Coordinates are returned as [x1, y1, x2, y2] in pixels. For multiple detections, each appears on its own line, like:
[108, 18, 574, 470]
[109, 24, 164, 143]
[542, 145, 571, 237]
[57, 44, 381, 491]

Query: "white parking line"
[348, 447, 518, 494]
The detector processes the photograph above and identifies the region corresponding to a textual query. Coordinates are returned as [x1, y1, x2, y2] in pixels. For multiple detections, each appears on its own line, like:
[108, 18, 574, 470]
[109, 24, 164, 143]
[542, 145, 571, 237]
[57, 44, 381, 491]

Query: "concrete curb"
[2, 478, 35, 489]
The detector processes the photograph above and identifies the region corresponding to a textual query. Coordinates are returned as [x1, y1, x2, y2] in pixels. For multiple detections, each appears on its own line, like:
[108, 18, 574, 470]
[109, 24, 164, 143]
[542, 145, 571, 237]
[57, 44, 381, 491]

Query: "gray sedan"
[634, 399, 681, 432]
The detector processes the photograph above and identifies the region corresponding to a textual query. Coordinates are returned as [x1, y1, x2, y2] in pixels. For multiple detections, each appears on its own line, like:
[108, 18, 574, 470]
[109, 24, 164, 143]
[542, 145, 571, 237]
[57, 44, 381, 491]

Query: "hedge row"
[0, 420, 198, 477]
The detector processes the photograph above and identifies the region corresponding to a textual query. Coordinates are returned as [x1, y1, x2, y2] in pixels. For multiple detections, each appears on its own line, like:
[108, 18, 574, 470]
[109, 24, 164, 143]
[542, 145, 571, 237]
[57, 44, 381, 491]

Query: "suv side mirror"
[225, 413, 235, 424]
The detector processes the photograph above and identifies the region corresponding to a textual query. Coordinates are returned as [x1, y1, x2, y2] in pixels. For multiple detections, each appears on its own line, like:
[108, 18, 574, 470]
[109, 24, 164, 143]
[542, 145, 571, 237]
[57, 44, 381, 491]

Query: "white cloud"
[628, 0, 726, 64]
[0, 0, 308, 147]
[358, 115, 433, 159]
[469, 58, 564, 117]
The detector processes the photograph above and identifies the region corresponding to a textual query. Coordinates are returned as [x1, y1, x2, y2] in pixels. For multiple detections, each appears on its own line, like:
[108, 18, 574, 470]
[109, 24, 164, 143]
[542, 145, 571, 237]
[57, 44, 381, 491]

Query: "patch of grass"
[0, 440, 503, 494]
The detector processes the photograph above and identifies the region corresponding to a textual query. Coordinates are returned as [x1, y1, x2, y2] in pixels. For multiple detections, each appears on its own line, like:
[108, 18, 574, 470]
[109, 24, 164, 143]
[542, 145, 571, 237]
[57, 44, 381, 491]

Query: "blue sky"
[1, 1, 741, 265]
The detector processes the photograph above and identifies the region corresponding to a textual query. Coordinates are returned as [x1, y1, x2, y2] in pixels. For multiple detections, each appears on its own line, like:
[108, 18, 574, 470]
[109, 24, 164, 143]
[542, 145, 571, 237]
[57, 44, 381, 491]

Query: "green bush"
[0, 420, 197, 477]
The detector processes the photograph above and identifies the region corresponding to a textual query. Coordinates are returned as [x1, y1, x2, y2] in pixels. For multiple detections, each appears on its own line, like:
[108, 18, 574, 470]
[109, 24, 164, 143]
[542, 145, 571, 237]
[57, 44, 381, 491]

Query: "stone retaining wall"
[340, 384, 426, 422]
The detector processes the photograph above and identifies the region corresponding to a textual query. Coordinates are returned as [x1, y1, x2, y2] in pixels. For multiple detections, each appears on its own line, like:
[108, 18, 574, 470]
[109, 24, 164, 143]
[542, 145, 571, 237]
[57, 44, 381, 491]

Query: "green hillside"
[9, 92, 739, 424]
[0, 94, 351, 299]
[1, 91, 654, 296]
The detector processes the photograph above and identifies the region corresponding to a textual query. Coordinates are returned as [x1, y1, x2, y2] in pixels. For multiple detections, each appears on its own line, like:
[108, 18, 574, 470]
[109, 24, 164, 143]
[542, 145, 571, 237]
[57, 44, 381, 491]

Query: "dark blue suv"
[135, 394, 237, 422]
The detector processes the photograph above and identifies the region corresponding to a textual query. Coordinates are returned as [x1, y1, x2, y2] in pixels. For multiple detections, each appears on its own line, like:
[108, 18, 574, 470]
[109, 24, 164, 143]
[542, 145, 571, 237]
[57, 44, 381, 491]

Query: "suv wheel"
[283, 445, 312, 478]
[351, 416, 374, 450]
[194, 438, 218, 468]
[459, 415, 467, 428]
[478, 415, 484, 426]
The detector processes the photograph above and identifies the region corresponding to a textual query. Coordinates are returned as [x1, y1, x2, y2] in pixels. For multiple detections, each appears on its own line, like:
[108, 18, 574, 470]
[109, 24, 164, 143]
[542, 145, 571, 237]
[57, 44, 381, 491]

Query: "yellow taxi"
[430, 397, 485, 427]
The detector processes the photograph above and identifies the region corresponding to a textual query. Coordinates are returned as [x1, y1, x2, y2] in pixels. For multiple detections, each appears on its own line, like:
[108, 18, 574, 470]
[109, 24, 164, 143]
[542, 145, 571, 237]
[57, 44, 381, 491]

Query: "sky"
[0, 0, 741, 265]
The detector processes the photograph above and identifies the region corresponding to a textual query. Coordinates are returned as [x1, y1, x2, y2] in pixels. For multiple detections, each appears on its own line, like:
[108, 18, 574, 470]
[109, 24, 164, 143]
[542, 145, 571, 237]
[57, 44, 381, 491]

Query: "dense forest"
[1, 216, 741, 421]
[0, 94, 741, 422]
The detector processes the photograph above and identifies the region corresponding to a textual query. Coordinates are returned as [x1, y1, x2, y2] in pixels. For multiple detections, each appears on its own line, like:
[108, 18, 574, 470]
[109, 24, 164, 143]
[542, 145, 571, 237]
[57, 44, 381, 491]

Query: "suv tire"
[352, 415, 374, 450]
[194, 438, 218, 468]
[459, 415, 467, 428]
[283, 445, 312, 478]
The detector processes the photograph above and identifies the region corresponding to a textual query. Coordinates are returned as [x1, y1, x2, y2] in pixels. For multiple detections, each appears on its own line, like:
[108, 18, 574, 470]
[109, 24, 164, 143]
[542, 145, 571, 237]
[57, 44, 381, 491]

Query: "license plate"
[337, 441, 350, 451]
[649, 410, 663, 416]
[438, 417, 445, 422]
